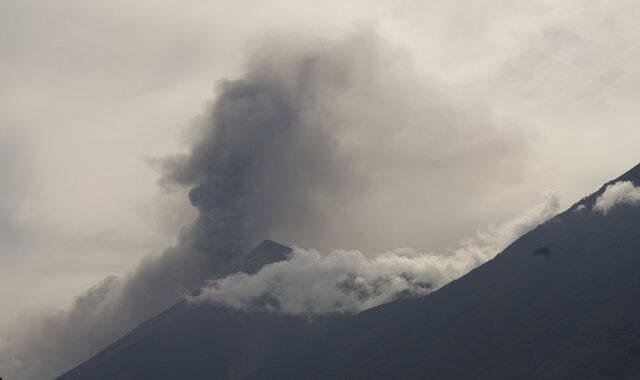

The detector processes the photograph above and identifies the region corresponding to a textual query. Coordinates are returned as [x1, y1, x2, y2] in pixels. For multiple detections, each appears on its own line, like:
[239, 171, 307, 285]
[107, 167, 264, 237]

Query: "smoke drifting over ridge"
[0, 30, 530, 380]
[191, 191, 560, 315]
[593, 181, 640, 214]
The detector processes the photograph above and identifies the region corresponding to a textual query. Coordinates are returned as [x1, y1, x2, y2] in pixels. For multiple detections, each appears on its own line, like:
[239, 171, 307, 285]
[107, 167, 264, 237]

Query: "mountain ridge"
[253, 162, 640, 379]
[60, 163, 640, 380]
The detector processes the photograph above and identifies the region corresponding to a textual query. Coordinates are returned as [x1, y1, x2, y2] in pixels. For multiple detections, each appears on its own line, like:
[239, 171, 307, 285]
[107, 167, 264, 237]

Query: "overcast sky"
[1, 0, 639, 336]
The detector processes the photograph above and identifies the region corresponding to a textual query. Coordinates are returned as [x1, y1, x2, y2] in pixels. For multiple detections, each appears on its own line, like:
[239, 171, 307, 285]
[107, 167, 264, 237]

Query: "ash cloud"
[191, 192, 559, 315]
[0, 277, 123, 380]
[593, 181, 640, 214]
[0, 30, 530, 379]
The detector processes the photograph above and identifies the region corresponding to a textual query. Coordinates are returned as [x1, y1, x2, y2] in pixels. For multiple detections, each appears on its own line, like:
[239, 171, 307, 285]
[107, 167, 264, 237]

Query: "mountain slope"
[61, 164, 640, 379]
[255, 163, 640, 379]
[58, 240, 345, 380]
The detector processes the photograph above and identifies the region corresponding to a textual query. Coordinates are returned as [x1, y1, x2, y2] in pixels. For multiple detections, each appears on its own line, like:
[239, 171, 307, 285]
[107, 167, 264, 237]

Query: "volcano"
[57, 240, 345, 380]
[59, 164, 640, 379]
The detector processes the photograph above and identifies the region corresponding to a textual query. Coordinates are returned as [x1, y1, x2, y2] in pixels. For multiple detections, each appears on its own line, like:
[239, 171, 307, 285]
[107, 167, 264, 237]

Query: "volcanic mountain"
[57, 240, 345, 380]
[59, 164, 640, 379]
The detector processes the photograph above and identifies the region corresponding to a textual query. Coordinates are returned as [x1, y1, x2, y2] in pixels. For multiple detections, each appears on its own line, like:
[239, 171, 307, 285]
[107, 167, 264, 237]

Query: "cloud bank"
[593, 181, 640, 214]
[192, 191, 560, 315]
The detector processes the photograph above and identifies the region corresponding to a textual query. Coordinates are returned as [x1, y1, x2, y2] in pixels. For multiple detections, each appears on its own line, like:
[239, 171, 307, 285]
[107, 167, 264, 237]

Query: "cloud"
[0, 131, 33, 250]
[593, 181, 640, 214]
[191, 191, 560, 315]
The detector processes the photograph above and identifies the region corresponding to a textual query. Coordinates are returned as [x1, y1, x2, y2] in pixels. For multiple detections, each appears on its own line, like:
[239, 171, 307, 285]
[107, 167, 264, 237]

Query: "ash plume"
[0, 29, 528, 380]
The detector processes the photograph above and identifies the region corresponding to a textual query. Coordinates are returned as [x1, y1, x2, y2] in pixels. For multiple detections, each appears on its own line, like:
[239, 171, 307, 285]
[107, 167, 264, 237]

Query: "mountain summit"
[60, 164, 640, 379]
[57, 239, 335, 380]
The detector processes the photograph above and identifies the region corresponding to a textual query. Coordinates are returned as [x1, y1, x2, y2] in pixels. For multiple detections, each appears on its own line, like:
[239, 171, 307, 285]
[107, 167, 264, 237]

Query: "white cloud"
[593, 181, 640, 214]
[191, 191, 560, 315]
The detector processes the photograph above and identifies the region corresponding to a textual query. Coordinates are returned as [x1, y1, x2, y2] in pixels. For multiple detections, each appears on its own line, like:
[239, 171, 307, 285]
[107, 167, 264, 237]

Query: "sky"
[1, 0, 640, 377]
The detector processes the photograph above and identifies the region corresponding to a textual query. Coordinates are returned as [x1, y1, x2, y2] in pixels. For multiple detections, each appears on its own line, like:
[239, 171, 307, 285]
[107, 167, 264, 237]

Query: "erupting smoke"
[0, 29, 529, 380]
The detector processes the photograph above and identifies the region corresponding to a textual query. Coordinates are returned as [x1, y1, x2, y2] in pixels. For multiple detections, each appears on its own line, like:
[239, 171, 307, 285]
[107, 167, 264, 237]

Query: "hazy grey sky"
[1, 0, 639, 366]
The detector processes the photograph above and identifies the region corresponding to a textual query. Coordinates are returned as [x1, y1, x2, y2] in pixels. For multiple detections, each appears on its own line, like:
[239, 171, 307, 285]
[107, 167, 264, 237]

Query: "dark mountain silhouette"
[59, 164, 640, 380]
[57, 241, 348, 380]
[254, 163, 640, 380]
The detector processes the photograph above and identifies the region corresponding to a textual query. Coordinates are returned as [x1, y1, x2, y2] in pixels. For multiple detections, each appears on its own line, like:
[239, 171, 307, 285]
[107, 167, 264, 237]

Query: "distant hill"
[60, 164, 640, 379]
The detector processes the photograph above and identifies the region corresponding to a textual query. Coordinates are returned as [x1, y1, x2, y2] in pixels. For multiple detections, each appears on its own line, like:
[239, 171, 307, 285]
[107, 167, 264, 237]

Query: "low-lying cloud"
[593, 181, 640, 214]
[191, 191, 560, 315]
